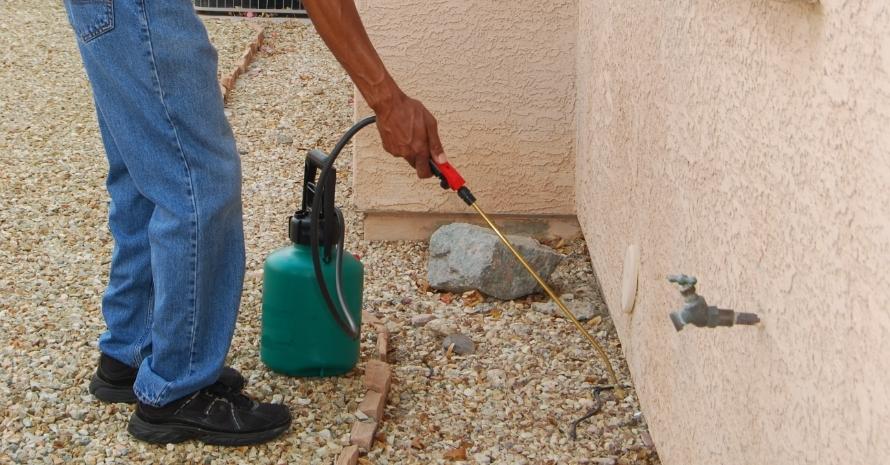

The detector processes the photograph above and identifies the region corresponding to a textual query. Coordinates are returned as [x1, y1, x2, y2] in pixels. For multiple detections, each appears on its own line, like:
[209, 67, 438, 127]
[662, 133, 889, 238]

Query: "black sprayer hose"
[309, 116, 377, 340]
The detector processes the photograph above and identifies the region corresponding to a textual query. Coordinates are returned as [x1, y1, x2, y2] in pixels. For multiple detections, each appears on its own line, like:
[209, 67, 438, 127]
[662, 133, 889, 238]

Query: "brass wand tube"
[470, 202, 624, 398]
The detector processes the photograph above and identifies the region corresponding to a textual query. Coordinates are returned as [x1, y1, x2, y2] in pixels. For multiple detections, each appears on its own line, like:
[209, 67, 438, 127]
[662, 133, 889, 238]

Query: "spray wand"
[310, 116, 624, 397]
[428, 160, 625, 398]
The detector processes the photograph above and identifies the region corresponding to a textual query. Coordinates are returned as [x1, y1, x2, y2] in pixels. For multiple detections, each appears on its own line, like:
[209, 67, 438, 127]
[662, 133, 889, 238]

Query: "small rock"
[641, 431, 655, 448]
[511, 323, 532, 335]
[425, 319, 457, 336]
[410, 314, 435, 327]
[275, 133, 293, 145]
[442, 333, 475, 355]
[486, 369, 507, 387]
[592, 458, 617, 465]
[466, 303, 496, 315]
[473, 453, 492, 465]
[531, 301, 556, 316]
[427, 223, 564, 300]
[531, 299, 598, 321]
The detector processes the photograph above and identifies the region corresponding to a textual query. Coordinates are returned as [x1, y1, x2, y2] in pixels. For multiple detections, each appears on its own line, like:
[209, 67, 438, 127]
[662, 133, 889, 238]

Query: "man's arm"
[302, 0, 444, 179]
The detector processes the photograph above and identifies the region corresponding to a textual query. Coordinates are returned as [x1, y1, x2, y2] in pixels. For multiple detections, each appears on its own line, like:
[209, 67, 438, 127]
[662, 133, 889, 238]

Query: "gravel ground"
[0, 4, 659, 465]
[204, 19, 261, 81]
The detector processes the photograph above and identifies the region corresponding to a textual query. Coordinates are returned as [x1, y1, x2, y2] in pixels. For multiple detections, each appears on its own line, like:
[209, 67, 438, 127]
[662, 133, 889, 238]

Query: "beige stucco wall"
[576, 1, 890, 464]
[353, 0, 578, 239]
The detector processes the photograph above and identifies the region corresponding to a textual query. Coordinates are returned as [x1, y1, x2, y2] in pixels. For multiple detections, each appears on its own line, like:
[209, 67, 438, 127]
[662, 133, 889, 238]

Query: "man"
[64, 0, 445, 445]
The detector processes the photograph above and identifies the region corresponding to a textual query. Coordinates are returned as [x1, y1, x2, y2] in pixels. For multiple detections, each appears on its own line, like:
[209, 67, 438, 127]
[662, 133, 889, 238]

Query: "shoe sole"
[89, 374, 137, 404]
[128, 413, 291, 446]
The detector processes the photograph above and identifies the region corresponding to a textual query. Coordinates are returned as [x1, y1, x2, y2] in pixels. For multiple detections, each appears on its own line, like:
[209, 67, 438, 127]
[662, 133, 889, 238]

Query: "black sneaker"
[127, 382, 291, 446]
[88, 354, 245, 404]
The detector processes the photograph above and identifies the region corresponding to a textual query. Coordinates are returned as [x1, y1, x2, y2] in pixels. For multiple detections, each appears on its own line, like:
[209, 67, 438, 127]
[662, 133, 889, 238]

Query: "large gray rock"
[428, 223, 564, 300]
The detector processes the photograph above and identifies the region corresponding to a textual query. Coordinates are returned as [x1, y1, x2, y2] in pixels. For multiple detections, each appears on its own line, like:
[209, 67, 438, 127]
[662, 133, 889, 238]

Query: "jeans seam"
[132, 285, 153, 366]
[137, 0, 201, 407]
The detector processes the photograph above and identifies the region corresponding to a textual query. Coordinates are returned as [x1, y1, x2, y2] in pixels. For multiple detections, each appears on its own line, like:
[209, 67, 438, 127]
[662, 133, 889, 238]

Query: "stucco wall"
[353, 0, 578, 234]
[576, 1, 890, 464]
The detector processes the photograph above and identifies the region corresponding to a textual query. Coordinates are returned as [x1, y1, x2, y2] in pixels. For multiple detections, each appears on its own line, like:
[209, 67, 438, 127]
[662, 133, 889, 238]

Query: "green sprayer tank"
[260, 140, 366, 377]
[260, 243, 362, 376]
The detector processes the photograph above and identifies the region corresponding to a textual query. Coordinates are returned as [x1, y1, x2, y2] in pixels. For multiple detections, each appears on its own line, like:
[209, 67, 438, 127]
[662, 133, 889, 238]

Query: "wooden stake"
[376, 333, 389, 362]
[363, 360, 392, 395]
[350, 421, 377, 450]
[335, 445, 359, 465]
[358, 390, 385, 421]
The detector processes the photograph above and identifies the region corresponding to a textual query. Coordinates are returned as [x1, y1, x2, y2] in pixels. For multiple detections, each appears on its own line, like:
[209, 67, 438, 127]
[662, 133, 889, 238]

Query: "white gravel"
[0, 4, 660, 465]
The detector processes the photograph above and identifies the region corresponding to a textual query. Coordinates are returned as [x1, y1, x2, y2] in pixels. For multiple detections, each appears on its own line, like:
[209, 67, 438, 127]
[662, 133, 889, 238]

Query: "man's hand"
[374, 93, 445, 179]
[302, 0, 447, 179]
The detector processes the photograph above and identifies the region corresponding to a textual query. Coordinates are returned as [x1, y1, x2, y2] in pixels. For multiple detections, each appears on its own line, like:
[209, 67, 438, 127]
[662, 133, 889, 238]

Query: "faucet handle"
[667, 274, 697, 287]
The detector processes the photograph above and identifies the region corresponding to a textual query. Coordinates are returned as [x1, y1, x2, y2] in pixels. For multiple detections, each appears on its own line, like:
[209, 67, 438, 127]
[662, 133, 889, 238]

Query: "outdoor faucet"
[667, 275, 760, 331]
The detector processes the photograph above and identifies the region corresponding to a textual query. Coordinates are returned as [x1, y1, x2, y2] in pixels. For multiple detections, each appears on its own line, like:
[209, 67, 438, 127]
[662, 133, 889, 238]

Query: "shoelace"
[205, 381, 255, 410]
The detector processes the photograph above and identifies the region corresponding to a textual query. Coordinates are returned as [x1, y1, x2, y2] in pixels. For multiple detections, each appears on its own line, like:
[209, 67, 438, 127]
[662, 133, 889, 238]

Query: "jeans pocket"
[65, 0, 115, 43]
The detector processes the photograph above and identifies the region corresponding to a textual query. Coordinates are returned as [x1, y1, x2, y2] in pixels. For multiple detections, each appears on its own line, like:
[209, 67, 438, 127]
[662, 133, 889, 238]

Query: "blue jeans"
[64, 0, 245, 406]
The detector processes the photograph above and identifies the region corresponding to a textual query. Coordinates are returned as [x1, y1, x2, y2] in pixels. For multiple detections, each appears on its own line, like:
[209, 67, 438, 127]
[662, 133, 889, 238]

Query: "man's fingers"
[409, 126, 433, 179]
[426, 115, 447, 165]
[415, 152, 432, 178]
[404, 153, 417, 168]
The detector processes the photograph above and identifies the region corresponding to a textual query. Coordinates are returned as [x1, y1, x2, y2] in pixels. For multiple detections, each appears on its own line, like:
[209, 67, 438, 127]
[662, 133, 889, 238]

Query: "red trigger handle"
[429, 160, 466, 191]
[428, 160, 476, 206]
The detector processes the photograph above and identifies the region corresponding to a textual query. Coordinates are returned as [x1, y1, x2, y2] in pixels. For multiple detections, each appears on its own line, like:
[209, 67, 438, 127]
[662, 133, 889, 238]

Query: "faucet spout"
[667, 275, 760, 331]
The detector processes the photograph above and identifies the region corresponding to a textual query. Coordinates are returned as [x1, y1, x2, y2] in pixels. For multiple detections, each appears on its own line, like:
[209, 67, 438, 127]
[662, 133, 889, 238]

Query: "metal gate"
[194, 0, 305, 16]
